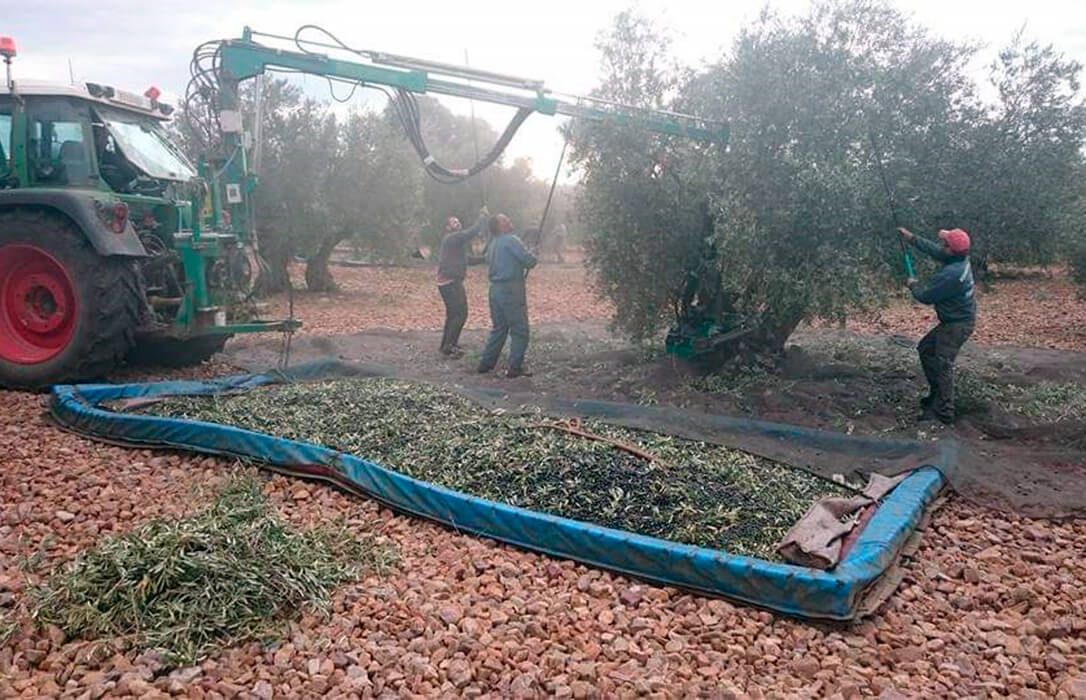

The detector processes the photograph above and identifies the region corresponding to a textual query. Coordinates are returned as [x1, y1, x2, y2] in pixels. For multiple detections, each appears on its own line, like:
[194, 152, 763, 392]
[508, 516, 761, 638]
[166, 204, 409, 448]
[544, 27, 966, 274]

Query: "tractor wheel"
[0, 210, 142, 390]
[127, 334, 232, 369]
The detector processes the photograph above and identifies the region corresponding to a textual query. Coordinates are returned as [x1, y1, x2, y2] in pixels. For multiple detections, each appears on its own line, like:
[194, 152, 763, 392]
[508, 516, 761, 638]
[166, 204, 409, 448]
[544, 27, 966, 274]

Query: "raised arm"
[510, 235, 538, 269]
[912, 235, 951, 262]
[898, 227, 950, 262]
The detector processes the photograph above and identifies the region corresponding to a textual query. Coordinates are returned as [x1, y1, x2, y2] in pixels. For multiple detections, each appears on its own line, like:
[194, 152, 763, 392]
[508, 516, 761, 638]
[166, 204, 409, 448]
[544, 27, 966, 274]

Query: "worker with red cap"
[897, 227, 976, 424]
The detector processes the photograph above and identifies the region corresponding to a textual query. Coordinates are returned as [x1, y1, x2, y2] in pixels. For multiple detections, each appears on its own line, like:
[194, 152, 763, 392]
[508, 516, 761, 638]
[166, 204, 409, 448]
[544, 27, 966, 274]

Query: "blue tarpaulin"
[50, 366, 947, 620]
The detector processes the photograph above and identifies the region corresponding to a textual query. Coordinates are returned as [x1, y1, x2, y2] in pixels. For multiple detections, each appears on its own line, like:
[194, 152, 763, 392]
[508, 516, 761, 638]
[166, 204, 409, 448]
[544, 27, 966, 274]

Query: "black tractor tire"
[0, 210, 142, 390]
[127, 334, 231, 369]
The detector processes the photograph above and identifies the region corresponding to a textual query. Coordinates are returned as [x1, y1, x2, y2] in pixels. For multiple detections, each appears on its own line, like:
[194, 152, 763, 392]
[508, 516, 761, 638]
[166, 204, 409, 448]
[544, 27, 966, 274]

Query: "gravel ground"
[3, 384, 1086, 698]
[3, 267, 1085, 697]
[841, 272, 1086, 352]
[270, 263, 1086, 351]
[262, 263, 612, 338]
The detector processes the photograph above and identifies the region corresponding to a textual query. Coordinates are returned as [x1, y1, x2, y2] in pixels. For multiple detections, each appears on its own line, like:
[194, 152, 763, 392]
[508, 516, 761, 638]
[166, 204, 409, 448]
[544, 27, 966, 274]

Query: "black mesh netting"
[189, 360, 1084, 519]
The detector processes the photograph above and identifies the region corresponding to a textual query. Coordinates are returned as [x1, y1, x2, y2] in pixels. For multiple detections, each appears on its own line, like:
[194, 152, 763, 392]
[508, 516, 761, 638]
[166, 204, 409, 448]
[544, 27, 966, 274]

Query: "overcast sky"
[7, 0, 1086, 183]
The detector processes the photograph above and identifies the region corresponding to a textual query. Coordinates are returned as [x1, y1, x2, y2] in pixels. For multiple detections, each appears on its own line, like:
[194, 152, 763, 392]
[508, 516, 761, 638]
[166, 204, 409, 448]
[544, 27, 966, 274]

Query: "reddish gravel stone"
[2, 357, 1085, 698]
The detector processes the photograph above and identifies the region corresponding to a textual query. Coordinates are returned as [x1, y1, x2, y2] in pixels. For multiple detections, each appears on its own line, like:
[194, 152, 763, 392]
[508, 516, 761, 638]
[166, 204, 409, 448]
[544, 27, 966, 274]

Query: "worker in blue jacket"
[477, 214, 538, 378]
[897, 227, 976, 424]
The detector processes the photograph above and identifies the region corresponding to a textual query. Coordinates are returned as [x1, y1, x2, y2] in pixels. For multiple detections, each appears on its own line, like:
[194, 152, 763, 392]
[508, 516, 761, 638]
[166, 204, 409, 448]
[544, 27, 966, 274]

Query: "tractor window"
[0, 114, 10, 166]
[29, 119, 95, 187]
[98, 107, 195, 182]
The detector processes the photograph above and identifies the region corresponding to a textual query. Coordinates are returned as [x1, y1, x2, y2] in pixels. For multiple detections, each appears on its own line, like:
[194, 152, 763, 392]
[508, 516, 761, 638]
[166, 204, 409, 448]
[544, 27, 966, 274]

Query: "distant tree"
[950, 35, 1086, 272]
[1073, 236, 1086, 288]
[175, 75, 581, 286]
[305, 110, 424, 291]
[254, 97, 339, 292]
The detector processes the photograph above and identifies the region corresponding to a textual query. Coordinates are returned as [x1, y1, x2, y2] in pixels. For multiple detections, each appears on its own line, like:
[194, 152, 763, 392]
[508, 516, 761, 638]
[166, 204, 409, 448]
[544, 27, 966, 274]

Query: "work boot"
[917, 408, 954, 425]
[506, 366, 533, 379]
[477, 364, 494, 374]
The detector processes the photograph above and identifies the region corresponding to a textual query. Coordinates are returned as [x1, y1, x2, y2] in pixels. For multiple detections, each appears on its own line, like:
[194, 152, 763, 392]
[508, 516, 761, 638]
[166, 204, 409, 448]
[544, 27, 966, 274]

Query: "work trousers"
[917, 319, 975, 420]
[479, 280, 530, 372]
[438, 280, 469, 353]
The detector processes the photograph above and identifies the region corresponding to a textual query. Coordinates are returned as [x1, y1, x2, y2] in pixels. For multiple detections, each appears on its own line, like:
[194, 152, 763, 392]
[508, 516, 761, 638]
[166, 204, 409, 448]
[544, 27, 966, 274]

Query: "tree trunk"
[755, 311, 806, 356]
[698, 310, 806, 371]
[305, 234, 346, 292]
[973, 253, 993, 291]
[256, 236, 292, 296]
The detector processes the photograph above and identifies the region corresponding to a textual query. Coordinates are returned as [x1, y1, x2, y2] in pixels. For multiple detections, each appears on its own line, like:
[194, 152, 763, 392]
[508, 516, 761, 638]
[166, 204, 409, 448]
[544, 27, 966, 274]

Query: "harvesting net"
[51, 360, 947, 619]
[235, 361, 1078, 519]
[133, 377, 857, 561]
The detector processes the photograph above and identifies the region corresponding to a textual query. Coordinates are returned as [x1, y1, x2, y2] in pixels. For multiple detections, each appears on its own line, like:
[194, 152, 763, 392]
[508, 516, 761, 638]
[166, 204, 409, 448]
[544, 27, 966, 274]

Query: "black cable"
[326, 77, 361, 103]
[184, 40, 227, 150]
[291, 24, 532, 184]
[185, 26, 531, 186]
[294, 25, 376, 61]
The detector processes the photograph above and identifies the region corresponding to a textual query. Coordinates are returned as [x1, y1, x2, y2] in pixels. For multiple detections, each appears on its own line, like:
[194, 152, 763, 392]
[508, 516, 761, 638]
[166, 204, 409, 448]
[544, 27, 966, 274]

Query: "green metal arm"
[216, 30, 729, 143]
[209, 27, 727, 242]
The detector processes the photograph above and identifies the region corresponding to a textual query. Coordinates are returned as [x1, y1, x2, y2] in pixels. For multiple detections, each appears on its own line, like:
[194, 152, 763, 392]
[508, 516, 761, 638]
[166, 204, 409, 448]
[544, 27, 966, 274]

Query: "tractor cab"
[0, 80, 195, 197]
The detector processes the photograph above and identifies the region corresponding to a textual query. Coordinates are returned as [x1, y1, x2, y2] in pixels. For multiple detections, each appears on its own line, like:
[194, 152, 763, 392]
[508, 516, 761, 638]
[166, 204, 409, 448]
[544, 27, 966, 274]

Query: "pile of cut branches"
[31, 475, 397, 663]
[145, 379, 853, 559]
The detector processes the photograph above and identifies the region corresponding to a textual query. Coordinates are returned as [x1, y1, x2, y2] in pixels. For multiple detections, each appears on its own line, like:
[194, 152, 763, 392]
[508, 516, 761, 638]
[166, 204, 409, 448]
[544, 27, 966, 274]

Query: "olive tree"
[254, 95, 339, 292]
[573, 2, 978, 353]
[569, 10, 716, 342]
[305, 110, 425, 291]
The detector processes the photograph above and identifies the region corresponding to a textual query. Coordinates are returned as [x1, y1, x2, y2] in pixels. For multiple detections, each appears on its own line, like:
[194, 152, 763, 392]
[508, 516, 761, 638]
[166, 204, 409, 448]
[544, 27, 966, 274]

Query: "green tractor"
[0, 25, 728, 390]
[0, 37, 298, 389]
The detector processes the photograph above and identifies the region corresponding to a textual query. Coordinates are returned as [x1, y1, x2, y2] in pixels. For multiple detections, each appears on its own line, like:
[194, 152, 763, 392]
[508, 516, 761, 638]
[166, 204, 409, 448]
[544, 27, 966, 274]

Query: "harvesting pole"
[464, 48, 487, 209]
[868, 130, 915, 279]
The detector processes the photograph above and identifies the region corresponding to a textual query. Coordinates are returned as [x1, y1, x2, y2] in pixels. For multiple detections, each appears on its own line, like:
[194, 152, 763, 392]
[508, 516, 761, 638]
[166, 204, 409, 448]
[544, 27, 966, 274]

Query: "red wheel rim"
[0, 244, 78, 364]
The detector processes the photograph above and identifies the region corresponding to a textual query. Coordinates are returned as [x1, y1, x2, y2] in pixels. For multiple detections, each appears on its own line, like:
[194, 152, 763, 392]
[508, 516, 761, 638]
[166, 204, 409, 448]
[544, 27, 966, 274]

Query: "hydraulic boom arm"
[191, 26, 727, 236]
[220, 27, 726, 140]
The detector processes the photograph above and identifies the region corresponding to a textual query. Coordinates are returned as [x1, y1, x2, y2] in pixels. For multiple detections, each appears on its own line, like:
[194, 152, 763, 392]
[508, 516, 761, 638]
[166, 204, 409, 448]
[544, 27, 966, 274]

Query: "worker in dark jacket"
[477, 214, 538, 378]
[437, 209, 488, 356]
[897, 227, 977, 424]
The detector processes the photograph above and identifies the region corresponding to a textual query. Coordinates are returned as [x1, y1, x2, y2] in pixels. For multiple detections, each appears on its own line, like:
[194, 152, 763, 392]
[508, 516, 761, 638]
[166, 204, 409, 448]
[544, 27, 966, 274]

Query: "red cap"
[144, 86, 162, 101]
[0, 37, 16, 59]
[938, 228, 971, 255]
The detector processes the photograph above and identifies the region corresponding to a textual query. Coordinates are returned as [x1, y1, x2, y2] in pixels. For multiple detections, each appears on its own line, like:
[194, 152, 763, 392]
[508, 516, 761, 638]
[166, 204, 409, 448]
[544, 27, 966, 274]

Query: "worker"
[437, 209, 488, 357]
[897, 227, 976, 424]
[477, 213, 538, 378]
[550, 222, 568, 263]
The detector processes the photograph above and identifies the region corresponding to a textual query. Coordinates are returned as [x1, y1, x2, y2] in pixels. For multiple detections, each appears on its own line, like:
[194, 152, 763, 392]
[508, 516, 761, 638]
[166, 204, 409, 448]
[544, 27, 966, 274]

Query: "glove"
[897, 227, 915, 243]
[906, 277, 918, 288]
